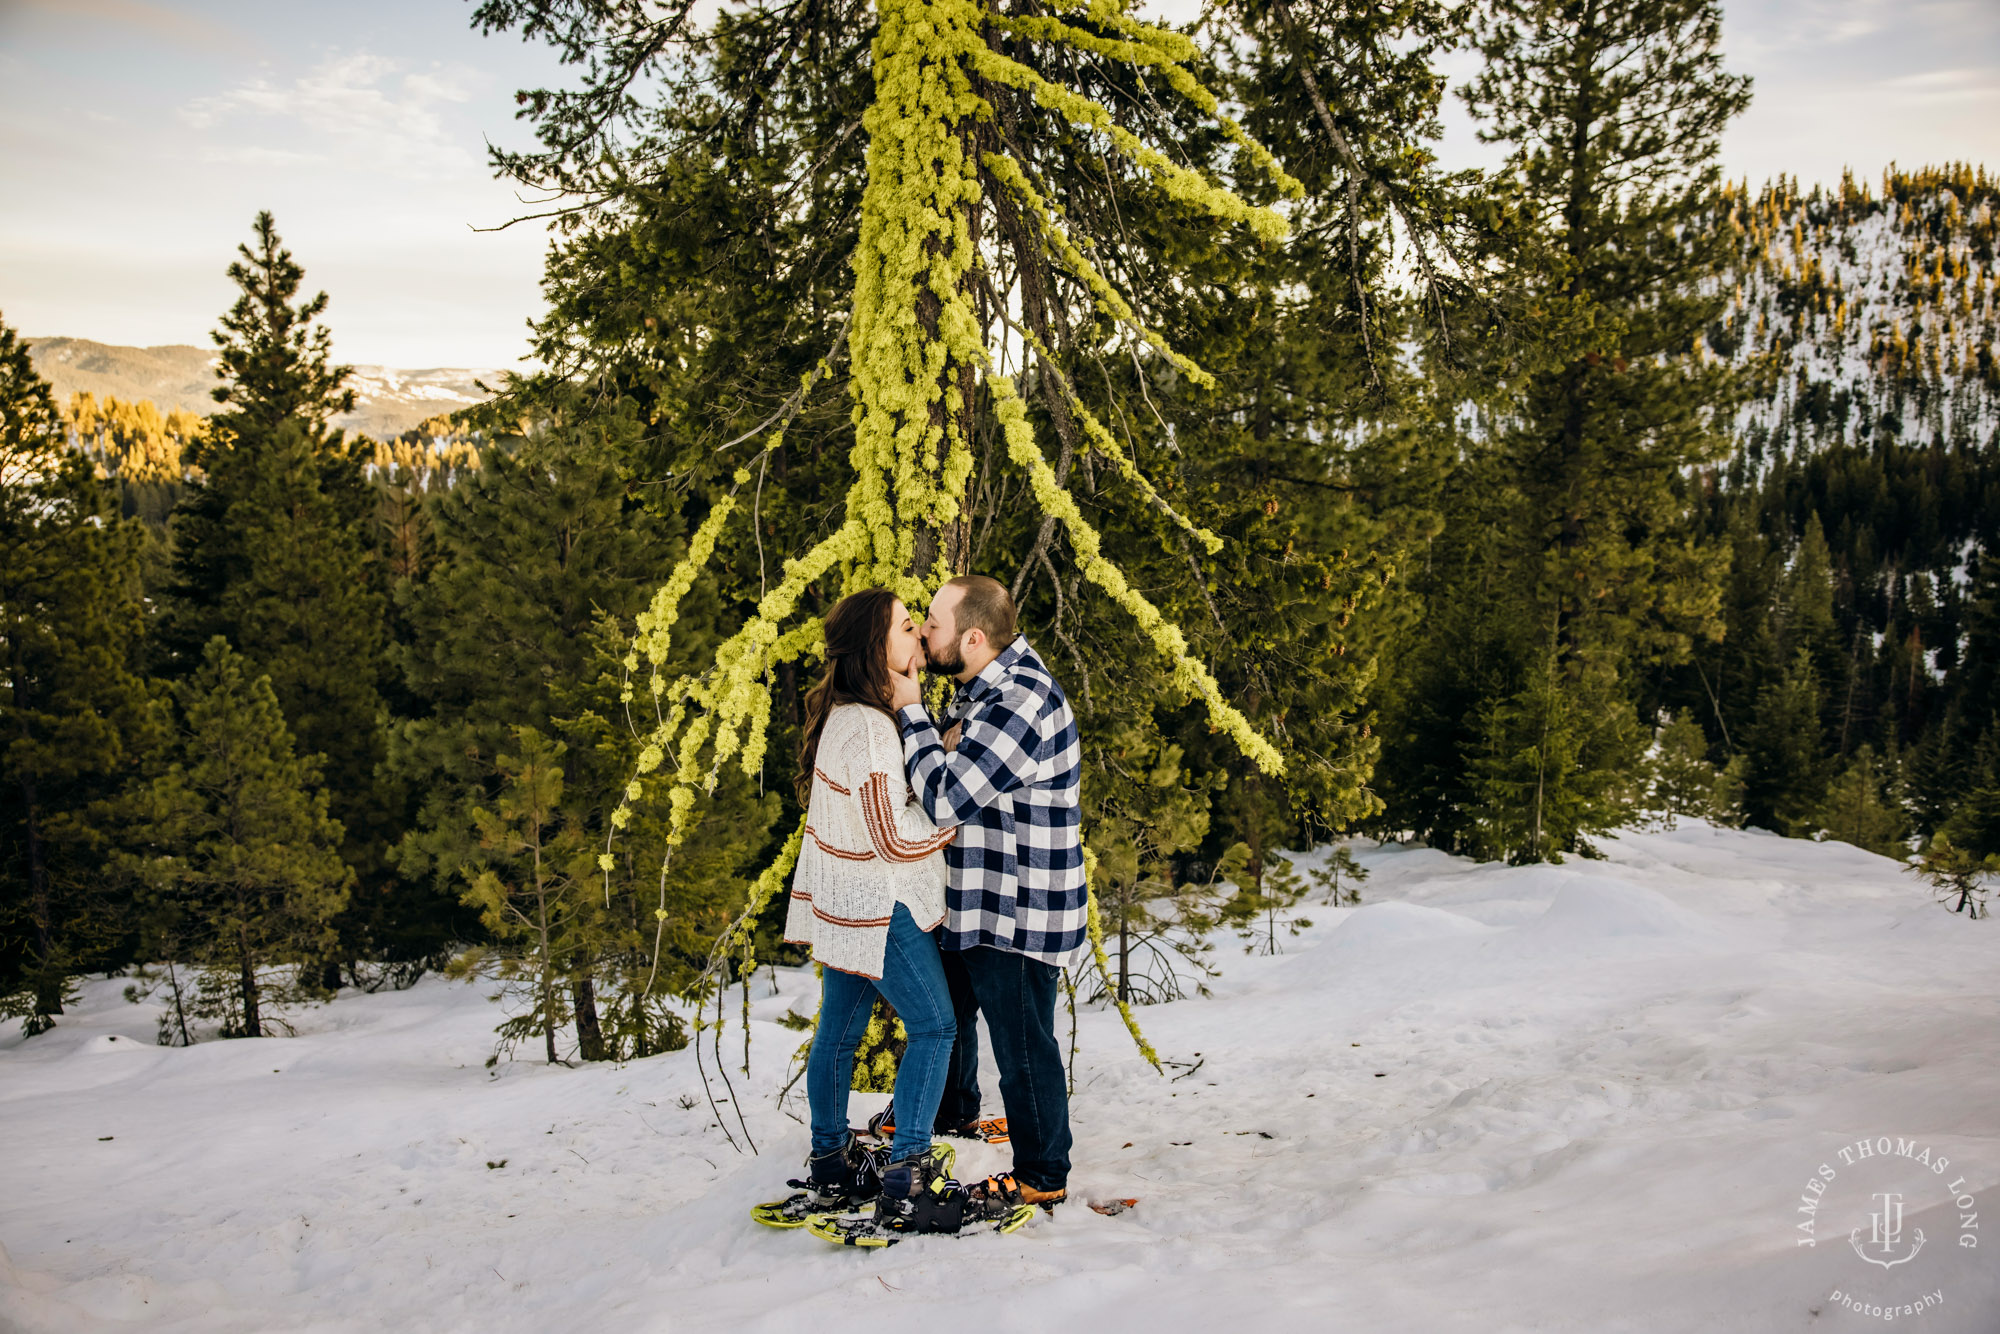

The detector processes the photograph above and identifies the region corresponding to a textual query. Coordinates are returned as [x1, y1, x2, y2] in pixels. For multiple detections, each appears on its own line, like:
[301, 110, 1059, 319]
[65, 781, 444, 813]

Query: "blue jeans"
[807, 902, 956, 1164]
[938, 945, 1072, 1192]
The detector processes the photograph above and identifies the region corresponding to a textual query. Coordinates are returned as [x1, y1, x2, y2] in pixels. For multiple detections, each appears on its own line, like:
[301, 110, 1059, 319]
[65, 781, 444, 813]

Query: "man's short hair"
[944, 575, 1019, 649]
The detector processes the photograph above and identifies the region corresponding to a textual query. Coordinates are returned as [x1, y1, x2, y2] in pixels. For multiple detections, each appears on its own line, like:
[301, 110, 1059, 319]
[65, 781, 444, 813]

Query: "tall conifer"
[0, 317, 159, 1035]
[123, 638, 352, 1038]
[1378, 0, 1750, 859]
[160, 214, 396, 939]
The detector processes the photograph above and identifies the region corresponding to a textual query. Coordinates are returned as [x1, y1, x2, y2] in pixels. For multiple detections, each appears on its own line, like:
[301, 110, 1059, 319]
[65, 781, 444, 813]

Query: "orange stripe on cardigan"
[809, 904, 894, 929]
[814, 766, 851, 796]
[804, 825, 875, 862]
[859, 772, 958, 863]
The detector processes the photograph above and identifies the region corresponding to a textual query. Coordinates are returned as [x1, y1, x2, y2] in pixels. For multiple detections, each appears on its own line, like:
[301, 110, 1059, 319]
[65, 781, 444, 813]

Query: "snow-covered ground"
[3, 823, 1995, 1333]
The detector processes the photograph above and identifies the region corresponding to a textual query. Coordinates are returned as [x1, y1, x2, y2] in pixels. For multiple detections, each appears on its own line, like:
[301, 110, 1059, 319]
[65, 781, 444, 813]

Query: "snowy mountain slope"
[1720, 165, 2000, 463]
[1, 823, 1994, 1333]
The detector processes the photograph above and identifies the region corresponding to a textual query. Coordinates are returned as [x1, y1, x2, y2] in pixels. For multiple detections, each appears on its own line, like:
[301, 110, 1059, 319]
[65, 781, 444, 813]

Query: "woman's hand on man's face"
[890, 662, 924, 712]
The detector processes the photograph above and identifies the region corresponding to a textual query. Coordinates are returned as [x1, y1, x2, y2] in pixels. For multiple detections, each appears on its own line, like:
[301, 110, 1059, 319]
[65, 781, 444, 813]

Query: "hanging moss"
[603, 0, 1298, 1060]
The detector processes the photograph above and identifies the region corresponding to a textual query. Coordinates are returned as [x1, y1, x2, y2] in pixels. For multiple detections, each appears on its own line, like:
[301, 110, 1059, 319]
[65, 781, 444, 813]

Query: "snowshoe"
[805, 1143, 986, 1247]
[751, 1132, 886, 1229]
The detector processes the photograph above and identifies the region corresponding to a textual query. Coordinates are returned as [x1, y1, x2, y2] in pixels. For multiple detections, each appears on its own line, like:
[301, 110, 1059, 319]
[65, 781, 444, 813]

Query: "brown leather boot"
[971, 1170, 1067, 1215]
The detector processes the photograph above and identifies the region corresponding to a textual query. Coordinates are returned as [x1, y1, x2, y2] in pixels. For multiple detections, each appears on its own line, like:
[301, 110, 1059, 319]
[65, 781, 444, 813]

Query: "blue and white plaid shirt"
[897, 637, 1087, 966]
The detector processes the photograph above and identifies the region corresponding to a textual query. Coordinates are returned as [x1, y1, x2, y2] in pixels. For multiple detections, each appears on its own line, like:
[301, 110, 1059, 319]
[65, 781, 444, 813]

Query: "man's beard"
[923, 638, 964, 677]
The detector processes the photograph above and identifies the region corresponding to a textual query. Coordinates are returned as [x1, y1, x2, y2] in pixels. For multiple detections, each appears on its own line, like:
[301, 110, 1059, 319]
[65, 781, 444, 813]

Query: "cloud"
[1877, 66, 2000, 105]
[7, 0, 256, 56]
[182, 52, 481, 179]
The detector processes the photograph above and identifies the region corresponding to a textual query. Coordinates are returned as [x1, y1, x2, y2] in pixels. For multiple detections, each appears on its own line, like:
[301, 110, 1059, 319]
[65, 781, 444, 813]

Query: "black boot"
[750, 1132, 883, 1228]
[875, 1144, 966, 1235]
[806, 1142, 960, 1246]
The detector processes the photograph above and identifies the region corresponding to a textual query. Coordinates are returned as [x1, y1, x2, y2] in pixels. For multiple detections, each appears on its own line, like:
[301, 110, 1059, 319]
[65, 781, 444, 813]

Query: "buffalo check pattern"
[898, 637, 1087, 966]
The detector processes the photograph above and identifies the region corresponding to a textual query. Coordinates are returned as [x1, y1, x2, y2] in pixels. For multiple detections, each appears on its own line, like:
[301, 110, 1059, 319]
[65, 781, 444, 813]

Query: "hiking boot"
[862, 1102, 1010, 1144]
[751, 1132, 884, 1228]
[967, 1170, 1066, 1218]
[873, 1142, 964, 1235]
[805, 1142, 961, 1245]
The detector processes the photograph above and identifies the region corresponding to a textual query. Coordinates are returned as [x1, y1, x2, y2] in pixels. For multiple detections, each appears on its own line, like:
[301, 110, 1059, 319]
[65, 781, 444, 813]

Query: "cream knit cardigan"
[784, 703, 953, 979]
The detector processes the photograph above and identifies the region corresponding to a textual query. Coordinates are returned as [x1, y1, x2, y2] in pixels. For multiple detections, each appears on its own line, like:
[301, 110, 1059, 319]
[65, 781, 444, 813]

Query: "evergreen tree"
[1938, 727, 2000, 858]
[1085, 723, 1227, 1003]
[1904, 835, 1994, 920]
[1379, 0, 1751, 860]
[0, 316, 159, 1035]
[123, 638, 352, 1039]
[1310, 846, 1369, 905]
[1649, 709, 1735, 826]
[389, 438, 773, 1054]
[1814, 744, 1906, 856]
[450, 726, 589, 1064]
[1467, 650, 1639, 860]
[159, 214, 395, 944]
[472, 0, 1468, 1068]
[1739, 648, 1830, 833]
[207, 212, 355, 435]
[555, 619, 775, 1059]
[1781, 512, 1842, 687]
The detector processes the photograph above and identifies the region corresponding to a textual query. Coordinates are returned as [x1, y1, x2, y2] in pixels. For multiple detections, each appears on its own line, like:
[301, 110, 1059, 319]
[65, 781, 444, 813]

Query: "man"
[888, 574, 1084, 1211]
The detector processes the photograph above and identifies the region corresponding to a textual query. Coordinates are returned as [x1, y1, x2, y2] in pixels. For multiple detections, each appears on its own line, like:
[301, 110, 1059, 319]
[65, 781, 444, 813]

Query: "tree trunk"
[1117, 879, 1131, 1002]
[902, 61, 983, 583]
[572, 975, 607, 1062]
[536, 878, 557, 1065]
[17, 775, 64, 1023]
[165, 957, 193, 1047]
[237, 926, 262, 1038]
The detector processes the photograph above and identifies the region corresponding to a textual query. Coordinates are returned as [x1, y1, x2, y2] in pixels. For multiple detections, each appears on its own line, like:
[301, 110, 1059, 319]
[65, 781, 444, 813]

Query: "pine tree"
[0, 316, 159, 1035]
[1649, 709, 1735, 826]
[1781, 512, 1842, 683]
[1467, 649, 1640, 861]
[1904, 835, 1994, 919]
[1937, 726, 2000, 858]
[472, 0, 1465, 1072]
[1086, 723, 1227, 1003]
[1815, 744, 1906, 856]
[207, 211, 355, 436]
[450, 726, 590, 1065]
[1739, 648, 1830, 834]
[389, 438, 769, 1053]
[1310, 846, 1369, 905]
[159, 214, 394, 946]
[1383, 0, 1752, 859]
[123, 638, 352, 1039]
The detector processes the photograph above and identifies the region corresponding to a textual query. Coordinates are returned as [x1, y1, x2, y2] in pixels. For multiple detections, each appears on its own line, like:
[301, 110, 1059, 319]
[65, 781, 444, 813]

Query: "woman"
[759, 588, 963, 1240]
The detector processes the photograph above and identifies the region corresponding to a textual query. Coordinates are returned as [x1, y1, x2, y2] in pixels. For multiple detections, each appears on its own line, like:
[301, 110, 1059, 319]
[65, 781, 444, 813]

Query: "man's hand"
[890, 663, 924, 712]
[942, 722, 962, 753]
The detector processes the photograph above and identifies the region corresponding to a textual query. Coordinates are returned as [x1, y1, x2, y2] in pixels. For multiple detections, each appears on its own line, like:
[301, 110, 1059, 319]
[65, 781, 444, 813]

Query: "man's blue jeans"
[937, 945, 1072, 1192]
[807, 902, 955, 1165]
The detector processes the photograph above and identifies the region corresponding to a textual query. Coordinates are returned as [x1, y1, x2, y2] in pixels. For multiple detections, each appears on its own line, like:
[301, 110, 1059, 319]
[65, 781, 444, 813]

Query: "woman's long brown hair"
[795, 587, 901, 804]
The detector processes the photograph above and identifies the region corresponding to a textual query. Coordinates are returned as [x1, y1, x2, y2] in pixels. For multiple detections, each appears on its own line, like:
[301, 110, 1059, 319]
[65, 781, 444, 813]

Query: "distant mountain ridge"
[25, 335, 501, 439]
[1718, 164, 1999, 467]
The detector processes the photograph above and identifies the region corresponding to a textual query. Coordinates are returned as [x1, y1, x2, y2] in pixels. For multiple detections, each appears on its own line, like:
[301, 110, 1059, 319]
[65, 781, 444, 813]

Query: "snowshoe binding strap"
[971, 1172, 1065, 1215]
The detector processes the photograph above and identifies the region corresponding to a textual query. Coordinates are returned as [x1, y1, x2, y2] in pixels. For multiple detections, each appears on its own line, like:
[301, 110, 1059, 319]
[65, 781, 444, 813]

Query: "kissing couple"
[757, 575, 1086, 1246]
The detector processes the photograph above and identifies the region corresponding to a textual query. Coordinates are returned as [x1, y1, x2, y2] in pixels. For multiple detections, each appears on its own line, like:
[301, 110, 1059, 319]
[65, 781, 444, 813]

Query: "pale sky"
[1, 0, 1996, 368]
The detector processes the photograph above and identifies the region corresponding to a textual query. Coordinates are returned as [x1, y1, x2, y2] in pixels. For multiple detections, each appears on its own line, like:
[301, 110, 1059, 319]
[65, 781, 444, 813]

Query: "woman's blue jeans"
[807, 902, 956, 1164]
